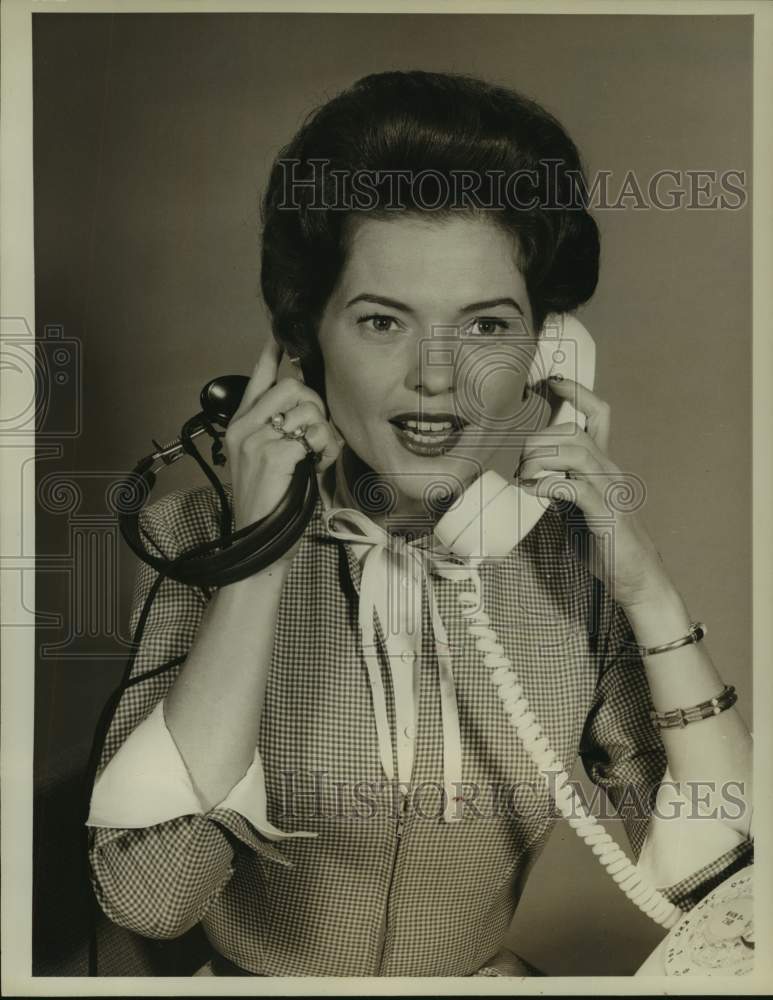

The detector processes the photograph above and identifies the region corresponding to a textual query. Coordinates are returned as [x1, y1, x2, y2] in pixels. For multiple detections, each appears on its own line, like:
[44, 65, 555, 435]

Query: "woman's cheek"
[326, 387, 376, 455]
[458, 368, 526, 430]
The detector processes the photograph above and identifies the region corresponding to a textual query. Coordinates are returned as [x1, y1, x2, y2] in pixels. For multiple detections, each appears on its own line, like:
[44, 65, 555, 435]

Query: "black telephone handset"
[118, 374, 318, 589]
[199, 373, 251, 425]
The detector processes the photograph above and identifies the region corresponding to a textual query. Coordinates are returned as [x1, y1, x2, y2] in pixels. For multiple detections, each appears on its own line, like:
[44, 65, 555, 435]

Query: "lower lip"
[390, 423, 465, 457]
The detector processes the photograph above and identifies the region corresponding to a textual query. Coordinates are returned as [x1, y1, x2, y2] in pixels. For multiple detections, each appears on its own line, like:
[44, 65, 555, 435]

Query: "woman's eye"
[466, 317, 510, 337]
[357, 313, 399, 334]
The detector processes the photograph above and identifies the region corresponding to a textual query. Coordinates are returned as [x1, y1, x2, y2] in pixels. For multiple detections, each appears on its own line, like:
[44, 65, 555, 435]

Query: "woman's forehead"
[338, 213, 528, 306]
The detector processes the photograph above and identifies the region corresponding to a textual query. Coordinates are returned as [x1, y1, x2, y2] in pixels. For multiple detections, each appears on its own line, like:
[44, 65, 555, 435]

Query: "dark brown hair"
[260, 70, 599, 398]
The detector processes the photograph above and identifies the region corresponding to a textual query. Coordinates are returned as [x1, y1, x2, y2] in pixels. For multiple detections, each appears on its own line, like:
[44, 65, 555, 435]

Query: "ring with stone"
[269, 412, 285, 431]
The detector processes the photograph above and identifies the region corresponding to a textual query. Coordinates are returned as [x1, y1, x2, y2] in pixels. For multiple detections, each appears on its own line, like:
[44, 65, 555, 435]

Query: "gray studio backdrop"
[33, 11, 752, 977]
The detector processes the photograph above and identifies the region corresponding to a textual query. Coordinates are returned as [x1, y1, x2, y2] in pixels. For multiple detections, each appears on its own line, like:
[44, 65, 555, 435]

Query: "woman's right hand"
[223, 339, 342, 541]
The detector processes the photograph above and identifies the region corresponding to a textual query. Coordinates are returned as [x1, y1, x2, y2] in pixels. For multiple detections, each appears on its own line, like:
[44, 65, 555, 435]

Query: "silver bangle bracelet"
[629, 621, 707, 658]
[650, 684, 737, 729]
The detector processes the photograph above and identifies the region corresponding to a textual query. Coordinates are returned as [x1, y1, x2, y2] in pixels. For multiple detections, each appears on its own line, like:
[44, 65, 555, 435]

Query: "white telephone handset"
[430, 314, 754, 974]
[434, 313, 596, 559]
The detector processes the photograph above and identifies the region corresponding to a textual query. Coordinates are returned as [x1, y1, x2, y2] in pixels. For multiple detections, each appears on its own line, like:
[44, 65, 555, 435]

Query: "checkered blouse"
[88, 480, 752, 977]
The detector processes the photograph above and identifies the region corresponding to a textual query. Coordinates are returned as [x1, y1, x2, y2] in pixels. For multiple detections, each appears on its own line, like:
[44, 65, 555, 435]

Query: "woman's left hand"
[516, 376, 674, 610]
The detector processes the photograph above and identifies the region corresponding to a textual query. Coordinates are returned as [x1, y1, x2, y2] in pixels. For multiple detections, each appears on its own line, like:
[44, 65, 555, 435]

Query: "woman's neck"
[339, 446, 453, 539]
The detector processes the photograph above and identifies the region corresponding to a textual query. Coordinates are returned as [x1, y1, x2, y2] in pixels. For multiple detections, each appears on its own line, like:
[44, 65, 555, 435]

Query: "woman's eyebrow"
[345, 293, 414, 313]
[458, 297, 524, 316]
[344, 294, 525, 316]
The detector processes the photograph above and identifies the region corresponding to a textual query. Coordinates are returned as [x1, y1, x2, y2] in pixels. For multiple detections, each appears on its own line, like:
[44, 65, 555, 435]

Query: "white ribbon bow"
[323, 506, 472, 824]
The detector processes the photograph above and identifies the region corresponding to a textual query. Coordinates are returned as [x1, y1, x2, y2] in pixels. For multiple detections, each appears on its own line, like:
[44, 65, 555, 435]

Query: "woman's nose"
[406, 335, 457, 396]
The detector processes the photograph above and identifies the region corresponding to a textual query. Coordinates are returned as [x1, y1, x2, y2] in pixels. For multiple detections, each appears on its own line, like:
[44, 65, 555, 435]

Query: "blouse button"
[401, 650, 416, 663]
[404, 725, 416, 740]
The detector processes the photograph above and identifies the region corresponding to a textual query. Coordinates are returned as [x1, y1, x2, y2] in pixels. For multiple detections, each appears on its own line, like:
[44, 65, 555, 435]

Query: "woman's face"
[317, 213, 538, 521]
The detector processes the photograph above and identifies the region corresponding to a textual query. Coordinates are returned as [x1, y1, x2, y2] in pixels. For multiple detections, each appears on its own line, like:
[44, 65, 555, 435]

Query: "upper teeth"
[402, 420, 453, 431]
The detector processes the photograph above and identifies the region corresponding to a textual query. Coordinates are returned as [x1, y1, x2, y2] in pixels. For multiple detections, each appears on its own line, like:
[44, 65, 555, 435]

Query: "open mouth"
[388, 412, 468, 456]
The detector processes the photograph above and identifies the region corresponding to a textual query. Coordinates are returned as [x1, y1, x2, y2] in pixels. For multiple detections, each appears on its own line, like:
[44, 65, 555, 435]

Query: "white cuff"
[635, 767, 747, 888]
[86, 701, 316, 843]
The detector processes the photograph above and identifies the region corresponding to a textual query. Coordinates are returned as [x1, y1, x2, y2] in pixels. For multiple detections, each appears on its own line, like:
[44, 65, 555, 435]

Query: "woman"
[87, 71, 753, 977]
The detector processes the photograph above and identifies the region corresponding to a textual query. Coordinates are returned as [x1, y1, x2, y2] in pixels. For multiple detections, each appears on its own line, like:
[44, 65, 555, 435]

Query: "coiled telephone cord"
[456, 569, 682, 931]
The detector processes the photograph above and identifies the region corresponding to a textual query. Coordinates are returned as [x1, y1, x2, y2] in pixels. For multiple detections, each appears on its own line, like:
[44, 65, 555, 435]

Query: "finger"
[254, 396, 340, 472]
[231, 338, 283, 422]
[516, 443, 607, 484]
[519, 421, 618, 473]
[224, 421, 286, 456]
[277, 400, 327, 435]
[251, 379, 326, 426]
[519, 471, 608, 517]
[260, 435, 309, 469]
[302, 422, 341, 472]
[543, 376, 611, 453]
[586, 404, 610, 453]
[259, 419, 340, 474]
[229, 379, 325, 439]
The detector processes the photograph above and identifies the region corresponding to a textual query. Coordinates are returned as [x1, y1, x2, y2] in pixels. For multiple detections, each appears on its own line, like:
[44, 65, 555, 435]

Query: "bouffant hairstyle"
[260, 71, 599, 398]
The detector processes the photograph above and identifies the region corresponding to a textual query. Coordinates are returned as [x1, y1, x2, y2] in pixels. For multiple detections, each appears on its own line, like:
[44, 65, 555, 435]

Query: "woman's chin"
[345, 439, 490, 519]
[393, 451, 488, 493]
[376, 456, 484, 517]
